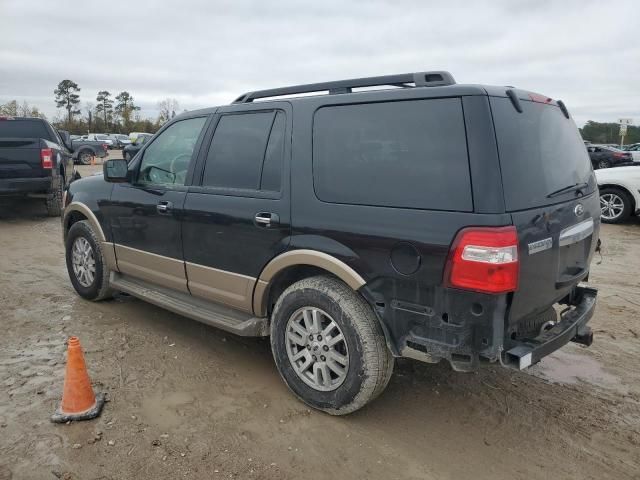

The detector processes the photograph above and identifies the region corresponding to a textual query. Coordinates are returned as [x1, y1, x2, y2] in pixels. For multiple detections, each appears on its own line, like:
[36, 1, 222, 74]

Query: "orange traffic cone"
[51, 336, 105, 423]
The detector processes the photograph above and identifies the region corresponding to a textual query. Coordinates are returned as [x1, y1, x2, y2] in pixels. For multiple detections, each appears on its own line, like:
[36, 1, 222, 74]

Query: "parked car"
[621, 143, 640, 162]
[128, 132, 151, 143]
[62, 71, 599, 415]
[110, 134, 131, 148]
[0, 116, 74, 216]
[121, 133, 152, 161]
[587, 144, 634, 169]
[595, 166, 640, 223]
[70, 137, 108, 165]
[82, 133, 114, 149]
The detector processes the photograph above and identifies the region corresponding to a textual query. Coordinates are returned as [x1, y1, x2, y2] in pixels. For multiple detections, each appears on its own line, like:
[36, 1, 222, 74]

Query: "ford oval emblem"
[574, 204, 584, 216]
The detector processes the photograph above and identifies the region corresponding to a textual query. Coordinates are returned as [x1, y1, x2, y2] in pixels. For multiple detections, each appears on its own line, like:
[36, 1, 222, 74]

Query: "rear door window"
[312, 98, 472, 211]
[202, 110, 285, 192]
[491, 97, 595, 211]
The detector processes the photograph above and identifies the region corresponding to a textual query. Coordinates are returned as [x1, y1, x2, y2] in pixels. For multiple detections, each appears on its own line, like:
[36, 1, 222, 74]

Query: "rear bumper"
[503, 286, 597, 369]
[0, 177, 52, 195]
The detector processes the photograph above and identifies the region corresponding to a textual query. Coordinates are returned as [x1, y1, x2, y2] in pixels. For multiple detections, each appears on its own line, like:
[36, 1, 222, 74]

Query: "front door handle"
[157, 201, 173, 214]
[254, 212, 279, 227]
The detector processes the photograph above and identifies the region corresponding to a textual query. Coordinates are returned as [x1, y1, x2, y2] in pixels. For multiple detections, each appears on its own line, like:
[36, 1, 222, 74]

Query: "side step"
[110, 273, 269, 337]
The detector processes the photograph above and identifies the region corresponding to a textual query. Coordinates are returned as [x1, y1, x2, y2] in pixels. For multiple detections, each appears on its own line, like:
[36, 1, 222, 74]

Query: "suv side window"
[313, 98, 472, 211]
[137, 117, 207, 186]
[202, 110, 285, 192]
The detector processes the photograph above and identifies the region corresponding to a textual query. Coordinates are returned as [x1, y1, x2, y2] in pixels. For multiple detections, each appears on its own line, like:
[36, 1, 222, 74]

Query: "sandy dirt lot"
[0, 160, 638, 479]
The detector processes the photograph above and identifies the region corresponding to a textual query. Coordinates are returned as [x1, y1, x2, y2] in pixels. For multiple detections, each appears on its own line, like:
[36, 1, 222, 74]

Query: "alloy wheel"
[71, 237, 96, 287]
[600, 193, 625, 221]
[285, 307, 349, 392]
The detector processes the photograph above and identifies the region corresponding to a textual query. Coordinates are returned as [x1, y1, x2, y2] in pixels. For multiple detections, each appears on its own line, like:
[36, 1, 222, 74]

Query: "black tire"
[78, 150, 93, 165]
[65, 220, 113, 301]
[270, 275, 394, 415]
[597, 159, 611, 169]
[599, 187, 632, 224]
[45, 179, 63, 217]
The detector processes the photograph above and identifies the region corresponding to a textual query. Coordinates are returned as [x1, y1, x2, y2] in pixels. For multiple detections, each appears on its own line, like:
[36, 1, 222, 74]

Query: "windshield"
[491, 97, 595, 211]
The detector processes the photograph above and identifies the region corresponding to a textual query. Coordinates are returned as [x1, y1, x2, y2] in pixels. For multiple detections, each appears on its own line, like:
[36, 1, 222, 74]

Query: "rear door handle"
[157, 201, 173, 214]
[254, 212, 279, 227]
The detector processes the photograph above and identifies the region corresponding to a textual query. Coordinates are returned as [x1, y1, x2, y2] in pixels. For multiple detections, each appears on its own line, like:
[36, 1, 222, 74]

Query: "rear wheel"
[600, 187, 631, 224]
[270, 275, 394, 415]
[65, 220, 113, 301]
[45, 179, 63, 217]
[597, 159, 611, 169]
[78, 150, 93, 165]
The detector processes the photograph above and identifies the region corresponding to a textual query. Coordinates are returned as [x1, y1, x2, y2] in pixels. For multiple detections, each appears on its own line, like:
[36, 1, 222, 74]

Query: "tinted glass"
[491, 97, 594, 211]
[260, 111, 285, 191]
[313, 99, 472, 210]
[0, 120, 49, 139]
[203, 111, 278, 190]
[138, 117, 206, 186]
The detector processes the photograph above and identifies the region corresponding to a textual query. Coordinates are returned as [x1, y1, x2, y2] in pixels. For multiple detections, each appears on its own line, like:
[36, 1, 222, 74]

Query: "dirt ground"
[0, 159, 639, 480]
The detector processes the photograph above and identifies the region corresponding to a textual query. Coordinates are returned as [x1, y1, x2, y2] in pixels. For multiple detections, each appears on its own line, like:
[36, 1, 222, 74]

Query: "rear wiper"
[546, 182, 589, 198]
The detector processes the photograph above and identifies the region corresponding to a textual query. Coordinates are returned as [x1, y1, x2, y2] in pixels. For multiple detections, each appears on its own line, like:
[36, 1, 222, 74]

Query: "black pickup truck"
[0, 116, 75, 216]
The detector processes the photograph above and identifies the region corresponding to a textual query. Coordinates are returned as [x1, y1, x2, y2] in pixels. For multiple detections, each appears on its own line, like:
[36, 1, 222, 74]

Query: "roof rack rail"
[233, 71, 455, 104]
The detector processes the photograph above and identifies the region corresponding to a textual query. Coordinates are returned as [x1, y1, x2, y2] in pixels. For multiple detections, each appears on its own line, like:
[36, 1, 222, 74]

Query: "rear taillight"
[41, 148, 53, 169]
[102, 144, 108, 151]
[613, 152, 630, 159]
[445, 226, 519, 294]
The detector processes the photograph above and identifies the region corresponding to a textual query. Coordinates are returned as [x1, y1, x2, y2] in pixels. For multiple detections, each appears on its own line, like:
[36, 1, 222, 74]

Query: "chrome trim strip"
[559, 218, 594, 247]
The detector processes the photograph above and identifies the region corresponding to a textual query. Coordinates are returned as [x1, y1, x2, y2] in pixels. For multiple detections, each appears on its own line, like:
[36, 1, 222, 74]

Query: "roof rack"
[233, 71, 455, 104]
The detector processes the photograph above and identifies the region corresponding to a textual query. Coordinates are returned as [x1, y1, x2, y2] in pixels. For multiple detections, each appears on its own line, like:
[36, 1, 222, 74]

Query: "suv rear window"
[0, 119, 49, 139]
[491, 97, 594, 211]
[313, 99, 472, 211]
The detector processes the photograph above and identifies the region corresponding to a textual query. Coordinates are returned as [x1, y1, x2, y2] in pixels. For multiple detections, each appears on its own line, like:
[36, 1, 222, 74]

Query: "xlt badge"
[528, 237, 553, 255]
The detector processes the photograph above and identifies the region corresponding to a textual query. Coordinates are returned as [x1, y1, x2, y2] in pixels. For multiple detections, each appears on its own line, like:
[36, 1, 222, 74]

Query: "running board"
[109, 273, 269, 337]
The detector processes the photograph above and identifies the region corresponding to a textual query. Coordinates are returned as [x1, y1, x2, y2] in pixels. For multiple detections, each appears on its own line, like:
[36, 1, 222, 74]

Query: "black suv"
[62, 71, 599, 415]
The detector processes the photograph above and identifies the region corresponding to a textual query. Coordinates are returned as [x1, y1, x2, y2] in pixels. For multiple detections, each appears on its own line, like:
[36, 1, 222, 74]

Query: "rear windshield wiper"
[546, 182, 589, 198]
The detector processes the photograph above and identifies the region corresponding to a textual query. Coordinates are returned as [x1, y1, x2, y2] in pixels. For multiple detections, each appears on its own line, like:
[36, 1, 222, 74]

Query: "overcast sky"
[0, 0, 637, 126]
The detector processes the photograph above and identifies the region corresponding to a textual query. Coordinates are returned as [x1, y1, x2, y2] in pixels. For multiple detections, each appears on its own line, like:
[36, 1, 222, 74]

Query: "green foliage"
[95, 90, 113, 127]
[54, 79, 81, 126]
[114, 91, 140, 129]
[580, 121, 640, 146]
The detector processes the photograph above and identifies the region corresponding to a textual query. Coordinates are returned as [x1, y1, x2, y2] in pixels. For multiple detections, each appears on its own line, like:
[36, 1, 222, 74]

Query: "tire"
[600, 187, 632, 224]
[270, 275, 394, 415]
[45, 179, 63, 217]
[65, 220, 113, 301]
[597, 159, 611, 169]
[78, 150, 93, 165]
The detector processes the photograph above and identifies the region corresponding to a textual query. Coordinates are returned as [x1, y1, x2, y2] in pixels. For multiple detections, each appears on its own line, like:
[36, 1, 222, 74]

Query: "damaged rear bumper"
[503, 286, 597, 370]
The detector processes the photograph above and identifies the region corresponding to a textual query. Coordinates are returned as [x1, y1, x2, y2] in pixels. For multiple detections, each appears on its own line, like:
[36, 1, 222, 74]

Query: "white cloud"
[0, 0, 637, 126]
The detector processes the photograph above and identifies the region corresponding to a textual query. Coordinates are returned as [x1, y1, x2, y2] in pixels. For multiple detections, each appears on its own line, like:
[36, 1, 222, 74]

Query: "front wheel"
[270, 276, 394, 415]
[600, 187, 632, 224]
[65, 220, 113, 301]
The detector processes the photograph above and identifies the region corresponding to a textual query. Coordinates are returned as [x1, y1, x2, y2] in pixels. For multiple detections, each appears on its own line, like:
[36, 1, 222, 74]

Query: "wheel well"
[265, 265, 337, 316]
[599, 184, 636, 210]
[64, 211, 88, 240]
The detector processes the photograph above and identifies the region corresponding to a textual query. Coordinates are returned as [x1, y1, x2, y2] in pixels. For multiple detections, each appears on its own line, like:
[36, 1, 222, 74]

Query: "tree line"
[0, 79, 182, 136]
[579, 121, 639, 145]
[52, 79, 176, 135]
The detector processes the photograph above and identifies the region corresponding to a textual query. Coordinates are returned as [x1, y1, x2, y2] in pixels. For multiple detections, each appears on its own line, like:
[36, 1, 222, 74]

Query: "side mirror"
[58, 130, 74, 152]
[103, 158, 129, 183]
